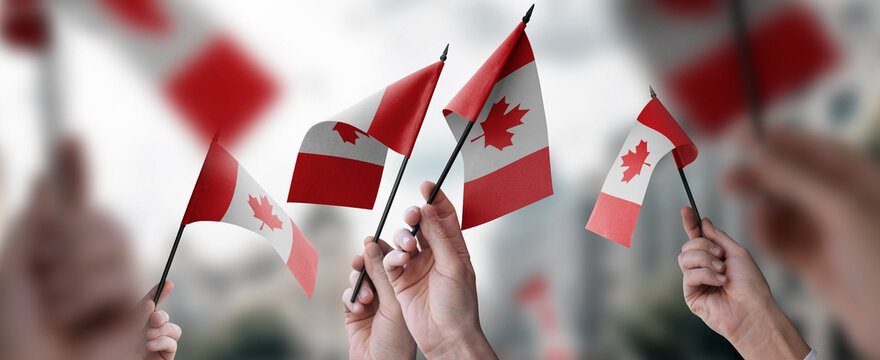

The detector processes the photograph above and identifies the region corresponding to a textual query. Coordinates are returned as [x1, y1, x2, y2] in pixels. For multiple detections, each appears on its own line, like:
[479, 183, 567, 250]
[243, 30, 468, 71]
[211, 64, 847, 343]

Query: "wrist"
[730, 300, 810, 360]
[424, 325, 496, 360]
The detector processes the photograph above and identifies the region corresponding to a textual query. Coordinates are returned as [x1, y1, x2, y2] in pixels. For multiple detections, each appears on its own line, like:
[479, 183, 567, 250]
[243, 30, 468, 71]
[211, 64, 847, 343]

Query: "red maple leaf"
[248, 195, 283, 231]
[471, 97, 529, 151]
[332, 122, 368, 145]
[620, 140, 651, 183]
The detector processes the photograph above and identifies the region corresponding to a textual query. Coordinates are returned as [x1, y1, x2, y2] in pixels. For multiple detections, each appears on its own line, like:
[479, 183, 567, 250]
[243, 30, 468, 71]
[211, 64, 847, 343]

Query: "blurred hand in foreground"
[0, 138, 181, 359]
[382, 181, 496, 360]
[343, 237, 416, 360]
[678, 208, 810, 360]
[728, 128, 880, 357]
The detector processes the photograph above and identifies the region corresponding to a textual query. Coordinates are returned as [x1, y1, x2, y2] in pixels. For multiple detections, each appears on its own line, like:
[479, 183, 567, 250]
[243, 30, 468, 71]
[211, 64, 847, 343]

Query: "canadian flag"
[288, 61, 444, 209]
[586, 98, 697, 247]
[445, 21, 552, 229]
[183, 142, 318, 298]
[54, 0, 276, 143]
[624, 0, 837, 134]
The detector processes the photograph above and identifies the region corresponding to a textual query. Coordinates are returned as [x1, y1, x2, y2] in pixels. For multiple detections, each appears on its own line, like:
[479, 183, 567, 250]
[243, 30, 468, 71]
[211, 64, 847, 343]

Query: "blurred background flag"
[54, 0, 276, 144]
[443, 10, 552, 229]
[177, 142, 319, 298]
[517, 275, 572, 360]
[624, 0, 838, 134]
[2, 0, 47, 49]
[586, 97, 698, 247]
[288, 59, 444, 209]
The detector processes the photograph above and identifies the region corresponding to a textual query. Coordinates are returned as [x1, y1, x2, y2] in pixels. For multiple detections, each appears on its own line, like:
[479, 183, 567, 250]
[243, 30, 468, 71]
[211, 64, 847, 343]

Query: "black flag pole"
[650, 87, 706, 238]
[153, 224, 186, 304]
[152, 131, 221, 304]
[407, 4, 535, 237]
[349, 44, 449, 302]
[727, 0, 763, 135]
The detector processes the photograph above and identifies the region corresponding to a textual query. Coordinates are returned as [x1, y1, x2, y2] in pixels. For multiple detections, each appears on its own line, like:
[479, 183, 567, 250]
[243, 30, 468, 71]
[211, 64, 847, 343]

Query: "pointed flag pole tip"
[649, 86, 657, 99]
[523, 4, 535, 24]
[440, 43, 449, 62]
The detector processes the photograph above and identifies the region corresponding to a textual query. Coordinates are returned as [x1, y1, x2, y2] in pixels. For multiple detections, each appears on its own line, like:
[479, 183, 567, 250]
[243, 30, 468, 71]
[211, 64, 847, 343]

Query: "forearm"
[424, 327, 497, 360]
[730, 300, 811, 360]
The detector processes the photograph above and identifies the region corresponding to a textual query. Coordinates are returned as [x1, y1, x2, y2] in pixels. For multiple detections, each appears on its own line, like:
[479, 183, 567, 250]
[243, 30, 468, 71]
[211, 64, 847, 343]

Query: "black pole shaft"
[677, 167, 705, 238]
[728, 0, 763, 135]
[350, 155, 411, 302]
[410, 119, 476, 236]
[153, 224, 186, 304]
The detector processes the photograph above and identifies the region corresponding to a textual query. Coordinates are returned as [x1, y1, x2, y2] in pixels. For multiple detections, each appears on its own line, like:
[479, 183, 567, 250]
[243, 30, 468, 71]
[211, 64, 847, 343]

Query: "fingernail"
[405, 206, 419, 216]
[352, 302, 363, 312]
[712, 260, 723, 271]
[365, 243, 381, 259]
[402, 236, 414, 249]
[709, 247, 721, 256]
[716, 274, 727, 282]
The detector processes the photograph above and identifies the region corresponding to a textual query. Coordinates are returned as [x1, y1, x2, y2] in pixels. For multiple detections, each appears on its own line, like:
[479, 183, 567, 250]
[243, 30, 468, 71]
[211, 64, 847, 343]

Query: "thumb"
[419, 204, 466, 268]
[363, 243, 397, 306]
[701, 218, 745, 256]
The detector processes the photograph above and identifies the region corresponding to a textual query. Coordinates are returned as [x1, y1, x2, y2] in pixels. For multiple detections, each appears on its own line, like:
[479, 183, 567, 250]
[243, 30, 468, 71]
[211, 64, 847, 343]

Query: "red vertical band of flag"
[667, 4, 836, 134]
[586, 193, 641, 247]
[182, 143, 238, 225]
[286, 219, 318, 298]
[287, 153, 384, 209]
[370, 61, 444, 156]
[443, 22, 533, 122]
[461, 147, 552, 229]
[638, 98, 698, 168]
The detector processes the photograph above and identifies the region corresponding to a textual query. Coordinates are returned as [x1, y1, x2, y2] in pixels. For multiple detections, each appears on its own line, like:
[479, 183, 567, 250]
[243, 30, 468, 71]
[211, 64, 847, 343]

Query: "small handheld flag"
[289, 56, 445, 208]
[154, 142, 319, 304]
[437, 3, 552, 230]
[586, 90, 699, 247]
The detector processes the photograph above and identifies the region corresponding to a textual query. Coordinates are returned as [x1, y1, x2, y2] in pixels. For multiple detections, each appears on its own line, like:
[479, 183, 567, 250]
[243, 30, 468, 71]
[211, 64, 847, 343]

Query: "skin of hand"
[727, 128, 880, 357]
[678, 207, 810, 360]
[0, 138, 182, 360]
[383, 181, 496, 360]
[138, 281, 182, 360]
[342, 237, 416, 360]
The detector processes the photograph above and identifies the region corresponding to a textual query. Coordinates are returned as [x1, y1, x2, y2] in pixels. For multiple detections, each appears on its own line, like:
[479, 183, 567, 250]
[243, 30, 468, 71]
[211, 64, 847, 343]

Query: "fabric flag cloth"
[623, 0, 836, 134]
[183, 142, 318, 298]
[288, 61, 444, 209]
[444, 21, 552, 229]
[586, 98, 697, 247]
[54, 0, 276, 143]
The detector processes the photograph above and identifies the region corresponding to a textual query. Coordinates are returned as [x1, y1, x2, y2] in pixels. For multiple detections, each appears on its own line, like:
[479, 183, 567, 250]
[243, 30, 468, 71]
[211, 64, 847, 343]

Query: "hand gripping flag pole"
[349, 45, 450, 302]
[651, 87, 706, 238]
[727, 0, 763, 135]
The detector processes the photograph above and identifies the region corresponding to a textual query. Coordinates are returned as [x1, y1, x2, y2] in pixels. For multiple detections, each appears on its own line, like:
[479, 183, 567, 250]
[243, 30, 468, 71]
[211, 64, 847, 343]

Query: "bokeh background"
[1, 0, 878, 358]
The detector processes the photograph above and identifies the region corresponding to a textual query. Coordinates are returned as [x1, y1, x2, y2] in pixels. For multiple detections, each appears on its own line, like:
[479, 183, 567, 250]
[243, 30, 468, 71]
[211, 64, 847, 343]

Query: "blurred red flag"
[53, 0, 276, 144]
[444, 21, 553, 229]
[626, 0, 837, 134]
[2, 0, 47, 49]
